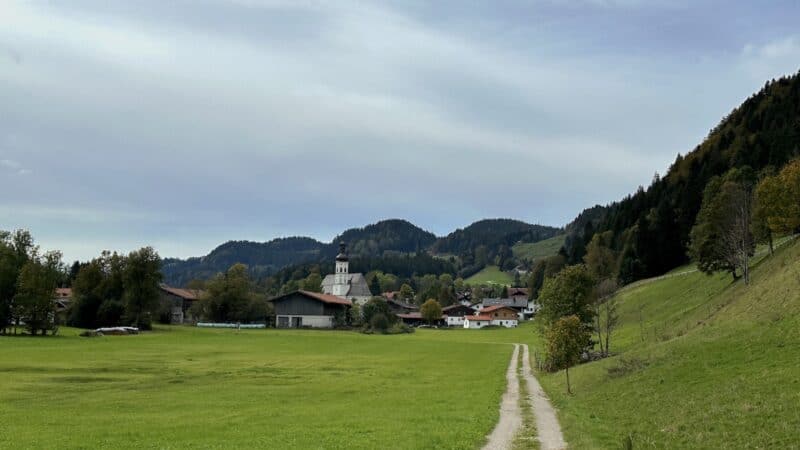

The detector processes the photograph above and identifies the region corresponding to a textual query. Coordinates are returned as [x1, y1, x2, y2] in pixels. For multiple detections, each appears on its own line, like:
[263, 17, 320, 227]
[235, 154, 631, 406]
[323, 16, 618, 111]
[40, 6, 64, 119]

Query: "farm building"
[271, 290, 351, 328]
[464, 305, 519, 329]
[159, 284, 204, 324]
[54, 288, 73, 323]
[463, 315, 492, 329]
[442, 304, 475, 327]
[386, 297, 418, 315]
[397, 312, 445, 327]
[482, 295, 537, 320]
[321, 243, 372, 305]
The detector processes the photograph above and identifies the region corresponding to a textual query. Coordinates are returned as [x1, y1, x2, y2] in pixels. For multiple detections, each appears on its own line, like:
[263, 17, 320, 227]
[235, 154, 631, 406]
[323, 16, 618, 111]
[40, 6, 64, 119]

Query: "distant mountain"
[430, 219, 562, 256]
[161, 218, 560, 286]
[562, 71, 800, 282]
[162, 237, 326, 286]
[331, 219, 437, 257]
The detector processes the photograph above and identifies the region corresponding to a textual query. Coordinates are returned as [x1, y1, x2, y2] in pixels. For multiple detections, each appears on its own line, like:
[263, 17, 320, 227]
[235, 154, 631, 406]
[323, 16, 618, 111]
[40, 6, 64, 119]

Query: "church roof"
[321, 273, 372, 298]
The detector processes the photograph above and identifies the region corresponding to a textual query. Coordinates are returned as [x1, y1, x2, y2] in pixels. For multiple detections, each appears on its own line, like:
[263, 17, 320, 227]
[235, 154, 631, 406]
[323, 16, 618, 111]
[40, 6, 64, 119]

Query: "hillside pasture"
[512, 235, 566, 262]
[535, 238, 800, 449]
[0, 326, 535, 449]
[465, 265, 514, 285]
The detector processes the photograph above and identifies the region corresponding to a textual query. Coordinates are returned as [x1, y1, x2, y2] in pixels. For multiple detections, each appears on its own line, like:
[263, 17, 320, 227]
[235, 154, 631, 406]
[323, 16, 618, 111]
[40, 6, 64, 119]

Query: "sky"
[1, 0, 799, 263]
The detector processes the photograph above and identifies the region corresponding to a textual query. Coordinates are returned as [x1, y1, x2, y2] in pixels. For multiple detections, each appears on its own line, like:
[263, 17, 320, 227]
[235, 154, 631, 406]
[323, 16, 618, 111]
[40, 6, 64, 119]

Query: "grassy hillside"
[466, 265, 514, 285]
[512, 234, 566, 262]
[0, 326, 533, 449]
[536, 237, 800, 448]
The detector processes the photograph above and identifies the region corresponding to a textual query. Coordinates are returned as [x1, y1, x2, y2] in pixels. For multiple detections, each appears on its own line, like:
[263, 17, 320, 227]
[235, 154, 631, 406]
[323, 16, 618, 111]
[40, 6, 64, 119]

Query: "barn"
[270, 290, 352, 328]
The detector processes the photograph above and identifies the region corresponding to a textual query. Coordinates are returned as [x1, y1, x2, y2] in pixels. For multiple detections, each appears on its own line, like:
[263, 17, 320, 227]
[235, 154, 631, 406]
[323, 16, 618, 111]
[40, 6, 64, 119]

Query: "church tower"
[333, 242, 350, 297]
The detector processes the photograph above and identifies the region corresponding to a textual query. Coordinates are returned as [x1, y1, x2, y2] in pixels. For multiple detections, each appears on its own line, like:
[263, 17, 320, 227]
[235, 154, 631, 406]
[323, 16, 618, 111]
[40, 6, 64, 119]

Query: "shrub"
[370, 313, 390, 333]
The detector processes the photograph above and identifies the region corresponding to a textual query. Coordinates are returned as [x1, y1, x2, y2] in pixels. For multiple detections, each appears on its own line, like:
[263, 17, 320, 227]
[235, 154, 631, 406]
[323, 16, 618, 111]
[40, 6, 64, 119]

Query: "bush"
[370, 313, 390, 333]
[97, 299, 125, 327]
[389, 322, 414, 334]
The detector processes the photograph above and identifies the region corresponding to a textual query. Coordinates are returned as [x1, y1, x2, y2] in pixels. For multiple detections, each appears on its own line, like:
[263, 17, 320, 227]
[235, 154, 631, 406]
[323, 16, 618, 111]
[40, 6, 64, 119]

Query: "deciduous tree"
[537, 265, 595, 327]
[123, 247, 162, 329]
[420, 298, 442, 325]
[546, 315, 589, 394]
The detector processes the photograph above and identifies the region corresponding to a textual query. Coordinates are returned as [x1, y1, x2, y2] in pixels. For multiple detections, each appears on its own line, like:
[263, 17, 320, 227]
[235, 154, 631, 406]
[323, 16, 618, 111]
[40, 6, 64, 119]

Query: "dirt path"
[483, 343, 567, 450]
[521, 344, 567, 450]
[483, 344, 522, 450]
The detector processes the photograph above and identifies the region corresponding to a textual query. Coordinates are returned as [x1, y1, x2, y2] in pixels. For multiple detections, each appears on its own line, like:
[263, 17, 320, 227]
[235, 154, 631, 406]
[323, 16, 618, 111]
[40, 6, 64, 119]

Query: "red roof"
[465, 315, 492, 321]
[296, 290, 353, 306]
[480, 305, 517, 314]
[160, 285, 204, 300]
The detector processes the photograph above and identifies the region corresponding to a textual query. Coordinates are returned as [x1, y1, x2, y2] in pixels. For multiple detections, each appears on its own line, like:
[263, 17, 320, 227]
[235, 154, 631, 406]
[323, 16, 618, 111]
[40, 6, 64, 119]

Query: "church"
[321, 242, 372, 305]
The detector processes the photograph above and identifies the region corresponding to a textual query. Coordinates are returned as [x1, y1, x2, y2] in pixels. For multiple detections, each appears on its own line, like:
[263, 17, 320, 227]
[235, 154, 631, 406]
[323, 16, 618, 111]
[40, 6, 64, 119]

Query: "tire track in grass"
[483, 344, 522, 450]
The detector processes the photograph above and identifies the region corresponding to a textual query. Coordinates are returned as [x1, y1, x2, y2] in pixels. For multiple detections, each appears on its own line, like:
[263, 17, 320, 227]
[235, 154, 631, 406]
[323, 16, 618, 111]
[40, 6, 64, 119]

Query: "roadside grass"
[466, 265, 514, 285]
[512, 235, 566, 262]
[535, 238, 800, 449]
[0, 326, 535, 449]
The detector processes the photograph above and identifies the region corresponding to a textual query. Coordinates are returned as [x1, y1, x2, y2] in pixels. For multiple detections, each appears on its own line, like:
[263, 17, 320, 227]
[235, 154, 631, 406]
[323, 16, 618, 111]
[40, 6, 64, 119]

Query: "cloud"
[0, 0, 798, 262]
[740, 36, 800, 80]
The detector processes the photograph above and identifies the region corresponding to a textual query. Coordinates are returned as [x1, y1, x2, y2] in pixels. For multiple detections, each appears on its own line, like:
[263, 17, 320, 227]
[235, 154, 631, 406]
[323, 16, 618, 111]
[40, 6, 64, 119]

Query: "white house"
[442, 304, 475, 327]
[463, 314, 492, 329]
[463, 305, 519, 329]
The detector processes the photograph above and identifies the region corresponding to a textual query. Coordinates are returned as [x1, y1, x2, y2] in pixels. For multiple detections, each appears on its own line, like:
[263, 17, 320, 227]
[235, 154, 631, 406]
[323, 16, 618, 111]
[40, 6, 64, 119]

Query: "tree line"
[560, 72, 800, 284]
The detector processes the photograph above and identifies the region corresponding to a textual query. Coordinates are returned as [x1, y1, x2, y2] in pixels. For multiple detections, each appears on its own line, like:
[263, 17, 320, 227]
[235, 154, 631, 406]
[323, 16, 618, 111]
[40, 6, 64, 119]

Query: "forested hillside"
[563, 71, 800, 282]
[162, 218, 556, 286]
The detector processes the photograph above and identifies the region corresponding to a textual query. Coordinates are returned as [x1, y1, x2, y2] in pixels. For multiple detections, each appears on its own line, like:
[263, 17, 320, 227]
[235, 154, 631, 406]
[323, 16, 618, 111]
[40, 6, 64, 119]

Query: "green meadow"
[512, 235, 566, 262]
[534, 238, 800, 449]
[465, 265, 514, 286]
[0, 325, 538, 449]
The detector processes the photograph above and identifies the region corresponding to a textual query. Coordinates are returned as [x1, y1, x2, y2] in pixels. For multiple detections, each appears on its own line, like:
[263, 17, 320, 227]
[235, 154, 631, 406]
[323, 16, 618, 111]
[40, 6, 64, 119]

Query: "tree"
[594, 278, 620, 355]
[0, 230, 35, 334]
[584, 231, 617, 281]
[689, 176, 755, 283]
[546, 315, 589, 394]
[369, 274, 382, 296]
[302, 272, 322, 293]
[754, 160, 800, 240]
[537, 265, 595, 327]
[123, 247, 162, 329]
[200, 263, 253, 323]
[361, 297, 396, 327]
[398, 283, 414, 302]
[69, 259, 106, 328]
[14, 250, 63, 335]
[420, 299, 442, 325]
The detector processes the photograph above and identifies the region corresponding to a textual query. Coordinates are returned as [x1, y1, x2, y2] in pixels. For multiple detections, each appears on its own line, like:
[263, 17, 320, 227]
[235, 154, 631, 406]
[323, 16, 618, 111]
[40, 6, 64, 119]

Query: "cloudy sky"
[1, 1, 799, 262]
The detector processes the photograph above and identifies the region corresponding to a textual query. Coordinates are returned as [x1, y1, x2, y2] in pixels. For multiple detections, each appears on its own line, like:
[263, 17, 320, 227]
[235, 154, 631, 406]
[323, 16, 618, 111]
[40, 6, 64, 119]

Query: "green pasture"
[0, 324, 538, 449]
[466, 266, 514, 286]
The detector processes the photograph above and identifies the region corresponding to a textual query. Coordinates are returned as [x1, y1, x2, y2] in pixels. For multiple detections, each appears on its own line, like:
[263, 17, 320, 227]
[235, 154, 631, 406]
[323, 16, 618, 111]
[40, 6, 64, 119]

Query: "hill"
[535, 236, 800, 448]
[162, 218, 559, 286]
[431, 219, 561, 257]
[562, 71, 800, 282]
[512, 234, 566, 262]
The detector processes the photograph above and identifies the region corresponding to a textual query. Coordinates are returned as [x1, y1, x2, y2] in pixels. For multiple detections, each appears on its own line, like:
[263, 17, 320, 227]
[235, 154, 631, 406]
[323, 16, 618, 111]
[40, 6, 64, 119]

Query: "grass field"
[534, 237, 800, 449]
[0, 324, 539, 449]
[512, 235, 566, 262]
[466, 265, 514, 285]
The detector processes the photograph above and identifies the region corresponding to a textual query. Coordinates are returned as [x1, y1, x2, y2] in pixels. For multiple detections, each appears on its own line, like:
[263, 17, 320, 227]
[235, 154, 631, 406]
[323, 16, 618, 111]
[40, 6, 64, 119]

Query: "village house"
[385, 297, 418, 315]
[270, 290, 351, 328]
[54, 287, 72, 323]
[159, 284, 204, 324]
[482, 289, 538, 321]
[464, 305, 519, 329]
[321, 243, 372, 305]
[442, 304, 475, 327]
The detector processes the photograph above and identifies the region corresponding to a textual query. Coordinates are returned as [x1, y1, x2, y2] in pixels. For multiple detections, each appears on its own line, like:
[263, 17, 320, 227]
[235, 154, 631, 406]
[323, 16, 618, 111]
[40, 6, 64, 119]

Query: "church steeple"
[333, 242, 350, 296]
